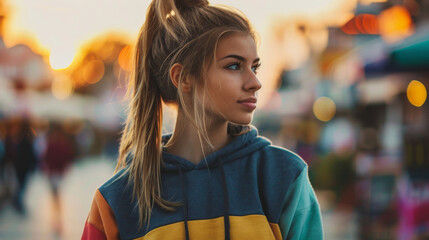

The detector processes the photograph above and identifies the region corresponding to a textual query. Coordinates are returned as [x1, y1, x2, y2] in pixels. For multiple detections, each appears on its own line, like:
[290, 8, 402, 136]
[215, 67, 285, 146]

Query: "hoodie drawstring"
[176, 160, 231, 240]
[218, 159, 231, 240]
[178, 168, 190, 240]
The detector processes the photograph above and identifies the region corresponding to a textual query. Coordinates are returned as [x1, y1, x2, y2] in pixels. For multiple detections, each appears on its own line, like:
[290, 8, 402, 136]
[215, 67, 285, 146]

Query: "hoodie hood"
[161, 126, 271, 172]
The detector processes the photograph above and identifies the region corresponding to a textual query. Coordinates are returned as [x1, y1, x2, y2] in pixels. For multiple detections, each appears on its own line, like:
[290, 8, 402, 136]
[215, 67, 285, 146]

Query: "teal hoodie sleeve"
[278, 166, 324, 240]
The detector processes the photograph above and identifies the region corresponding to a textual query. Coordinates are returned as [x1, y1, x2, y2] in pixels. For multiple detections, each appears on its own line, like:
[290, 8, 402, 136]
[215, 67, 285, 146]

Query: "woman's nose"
[244, 71, 262, 91]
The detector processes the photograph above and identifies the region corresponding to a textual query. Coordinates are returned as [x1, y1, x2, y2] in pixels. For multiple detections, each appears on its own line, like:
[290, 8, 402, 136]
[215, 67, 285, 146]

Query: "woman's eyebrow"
[219, 54, 260, 63]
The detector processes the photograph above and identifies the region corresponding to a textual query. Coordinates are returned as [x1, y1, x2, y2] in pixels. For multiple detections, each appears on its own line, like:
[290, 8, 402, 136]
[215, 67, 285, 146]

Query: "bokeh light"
[342, 13, 386, 35]
[118, 45, 133, 72]
[378, 5, 413, 42]
[313, 97, 336, 122]
[51, 75, 74, 100]
[407, 80, 427, 107]
[82, 59, 105, 85]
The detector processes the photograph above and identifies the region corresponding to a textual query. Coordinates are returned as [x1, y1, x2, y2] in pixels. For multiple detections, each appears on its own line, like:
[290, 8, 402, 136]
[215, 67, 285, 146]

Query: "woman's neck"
[165, 112, 232, 165]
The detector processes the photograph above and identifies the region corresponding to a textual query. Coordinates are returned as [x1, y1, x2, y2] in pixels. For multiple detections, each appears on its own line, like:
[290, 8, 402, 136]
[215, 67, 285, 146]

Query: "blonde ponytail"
[116, 0, 176, 227]
[116, 0, 254, 228]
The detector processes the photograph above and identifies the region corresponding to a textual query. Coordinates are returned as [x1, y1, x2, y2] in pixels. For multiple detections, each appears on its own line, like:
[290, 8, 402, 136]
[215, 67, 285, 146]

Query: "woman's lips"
[239, 102, 257, 109]
[238, 98, 257, 110]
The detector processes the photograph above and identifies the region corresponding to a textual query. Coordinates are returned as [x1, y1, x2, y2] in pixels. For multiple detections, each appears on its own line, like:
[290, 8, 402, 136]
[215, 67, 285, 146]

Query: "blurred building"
[0, 1, 52, 119]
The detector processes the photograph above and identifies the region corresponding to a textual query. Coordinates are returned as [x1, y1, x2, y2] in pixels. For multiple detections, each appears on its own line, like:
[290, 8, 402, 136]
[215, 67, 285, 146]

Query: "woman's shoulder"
[258, 143, 308, 177]
[263, 144, 307, 169]
[244, 127, 307, 172]
[97, 168, 132, 204]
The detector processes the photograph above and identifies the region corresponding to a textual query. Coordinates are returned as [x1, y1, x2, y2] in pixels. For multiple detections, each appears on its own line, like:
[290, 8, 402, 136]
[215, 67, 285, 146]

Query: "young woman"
[82, 0, 323, 239]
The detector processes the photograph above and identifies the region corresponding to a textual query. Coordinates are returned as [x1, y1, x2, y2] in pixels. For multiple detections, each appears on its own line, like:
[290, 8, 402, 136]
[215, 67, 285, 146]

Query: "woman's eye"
[226, 63, 240, 70]
[251, 63, 261, 73]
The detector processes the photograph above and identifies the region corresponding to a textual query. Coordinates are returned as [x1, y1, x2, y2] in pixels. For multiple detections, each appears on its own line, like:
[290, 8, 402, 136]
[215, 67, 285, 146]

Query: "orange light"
[378, 6, 413, 42]
[362, 14, 378, 34]
[407, 80, 427, 107]
[118, 45, 133, 72]
[313, 97, 336, 122]
[82, 59, 105, 84]
[341, 14, 378, 35]
[341, 17, 360, 35]
[355, 14, 366, 34]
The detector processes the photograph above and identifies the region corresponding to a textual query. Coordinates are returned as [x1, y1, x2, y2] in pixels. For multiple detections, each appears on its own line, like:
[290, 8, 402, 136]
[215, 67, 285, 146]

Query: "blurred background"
[0, 0, 428, 239]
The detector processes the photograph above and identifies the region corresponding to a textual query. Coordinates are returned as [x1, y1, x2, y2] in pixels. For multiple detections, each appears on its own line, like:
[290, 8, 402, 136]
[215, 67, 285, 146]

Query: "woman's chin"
[229, 117, 253, 126]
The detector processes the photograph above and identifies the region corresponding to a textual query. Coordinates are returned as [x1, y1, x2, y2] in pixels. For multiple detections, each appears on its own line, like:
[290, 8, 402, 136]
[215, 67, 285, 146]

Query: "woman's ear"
[170, 63, 192, 93]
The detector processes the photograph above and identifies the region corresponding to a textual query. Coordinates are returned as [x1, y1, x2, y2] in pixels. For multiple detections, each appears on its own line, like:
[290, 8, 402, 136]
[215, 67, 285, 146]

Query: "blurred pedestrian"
[82, 0, 323, 239]
[6, 119, 37, 214]
[42, 122, 75, 235]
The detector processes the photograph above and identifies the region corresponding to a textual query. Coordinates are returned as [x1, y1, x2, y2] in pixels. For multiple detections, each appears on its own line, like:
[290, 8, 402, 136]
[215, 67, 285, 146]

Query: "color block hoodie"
[82, 127, 323, 240]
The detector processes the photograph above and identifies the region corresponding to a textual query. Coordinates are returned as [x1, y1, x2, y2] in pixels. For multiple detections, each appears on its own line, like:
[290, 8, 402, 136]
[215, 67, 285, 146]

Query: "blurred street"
[0, 157, 115, 240]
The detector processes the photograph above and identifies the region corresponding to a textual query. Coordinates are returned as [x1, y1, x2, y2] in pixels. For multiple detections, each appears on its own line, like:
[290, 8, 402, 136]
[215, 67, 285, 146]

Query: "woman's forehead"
[216, 33, 257, 60]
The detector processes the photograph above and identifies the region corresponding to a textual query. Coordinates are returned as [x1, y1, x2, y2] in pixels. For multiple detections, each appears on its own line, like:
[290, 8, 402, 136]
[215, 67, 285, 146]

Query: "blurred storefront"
[255, 0, 429, 239]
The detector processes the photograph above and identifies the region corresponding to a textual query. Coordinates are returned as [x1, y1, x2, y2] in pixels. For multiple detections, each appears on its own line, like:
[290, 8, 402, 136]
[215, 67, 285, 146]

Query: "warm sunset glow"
[313, 97, 336, 122]
[407, 80, 427, 107]
[49, 47, 76, 70]
[4, 0, 358, 105]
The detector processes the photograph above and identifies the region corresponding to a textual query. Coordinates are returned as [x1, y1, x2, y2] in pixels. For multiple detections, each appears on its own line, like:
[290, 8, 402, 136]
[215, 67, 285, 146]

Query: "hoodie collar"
[161, 126, 271, 172]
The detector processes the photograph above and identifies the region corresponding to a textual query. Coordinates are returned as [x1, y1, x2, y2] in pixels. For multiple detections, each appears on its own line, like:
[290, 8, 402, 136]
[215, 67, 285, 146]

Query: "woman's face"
[200, 32, 262, 125]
